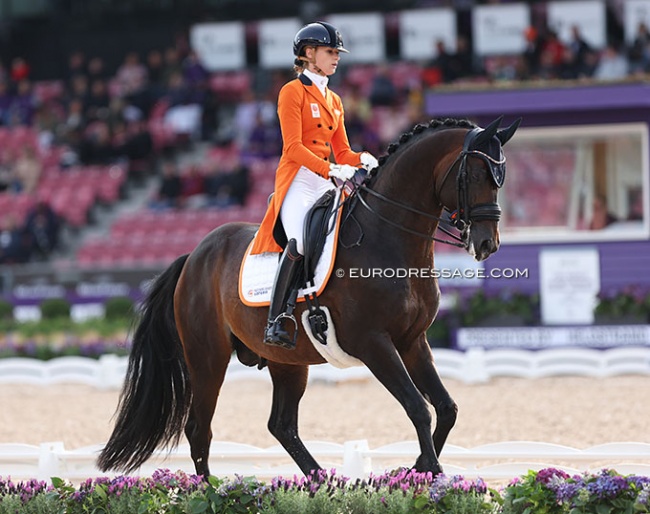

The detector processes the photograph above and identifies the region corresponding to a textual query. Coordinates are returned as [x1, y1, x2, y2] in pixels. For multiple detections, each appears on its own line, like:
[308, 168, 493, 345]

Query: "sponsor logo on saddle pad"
[238, 206, 343, 307]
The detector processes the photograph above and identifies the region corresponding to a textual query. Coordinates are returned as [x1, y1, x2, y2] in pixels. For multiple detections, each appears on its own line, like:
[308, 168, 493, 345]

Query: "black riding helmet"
[293, 21, 350, 57]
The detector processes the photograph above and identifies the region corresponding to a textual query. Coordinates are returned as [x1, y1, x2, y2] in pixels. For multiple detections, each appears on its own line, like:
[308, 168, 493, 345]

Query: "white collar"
[303, 69, 328, 97]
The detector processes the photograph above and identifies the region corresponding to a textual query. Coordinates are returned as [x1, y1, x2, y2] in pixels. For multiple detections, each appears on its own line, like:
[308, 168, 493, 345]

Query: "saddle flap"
[303, 188, 339, 284]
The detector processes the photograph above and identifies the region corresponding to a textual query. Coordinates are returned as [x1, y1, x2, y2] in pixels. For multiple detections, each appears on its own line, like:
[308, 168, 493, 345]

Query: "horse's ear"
[472, 115, 503, 147]
[496, 117, 522, 146]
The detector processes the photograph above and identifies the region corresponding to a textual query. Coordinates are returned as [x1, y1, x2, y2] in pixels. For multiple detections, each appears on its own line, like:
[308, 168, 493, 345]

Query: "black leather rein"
[352, 141, 504, 248]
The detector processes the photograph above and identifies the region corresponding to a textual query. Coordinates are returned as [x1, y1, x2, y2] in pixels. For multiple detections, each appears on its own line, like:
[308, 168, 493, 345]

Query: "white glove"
[328, 163, 358, 181]
[360, 152, 379, 171]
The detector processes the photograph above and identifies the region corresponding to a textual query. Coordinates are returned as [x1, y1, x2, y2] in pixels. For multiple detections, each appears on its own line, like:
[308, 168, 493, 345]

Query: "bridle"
[351, 128, 505, 249]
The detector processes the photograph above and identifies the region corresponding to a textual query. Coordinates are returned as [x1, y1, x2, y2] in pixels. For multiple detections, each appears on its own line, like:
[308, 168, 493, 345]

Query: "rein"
[351, 142, 503, 247]
[354, 184, 467, 247]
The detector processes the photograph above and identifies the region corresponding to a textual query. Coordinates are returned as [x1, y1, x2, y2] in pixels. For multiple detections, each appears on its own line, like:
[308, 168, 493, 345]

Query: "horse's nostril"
[480, 239, 496, 255]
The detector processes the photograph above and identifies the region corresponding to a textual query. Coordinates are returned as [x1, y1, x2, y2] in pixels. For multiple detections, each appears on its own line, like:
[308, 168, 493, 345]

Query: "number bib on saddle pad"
[238, 189, 343, 307]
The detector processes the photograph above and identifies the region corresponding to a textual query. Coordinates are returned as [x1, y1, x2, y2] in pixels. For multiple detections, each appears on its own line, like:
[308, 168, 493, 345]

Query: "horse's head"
[438, 116, 521, 261]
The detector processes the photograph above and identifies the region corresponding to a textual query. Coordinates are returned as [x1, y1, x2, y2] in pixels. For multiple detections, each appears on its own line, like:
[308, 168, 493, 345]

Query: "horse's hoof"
[414, 455, 444, 476]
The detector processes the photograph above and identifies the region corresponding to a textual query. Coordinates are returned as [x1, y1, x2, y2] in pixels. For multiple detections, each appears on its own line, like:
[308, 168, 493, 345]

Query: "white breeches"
[280, 166, 335, 255]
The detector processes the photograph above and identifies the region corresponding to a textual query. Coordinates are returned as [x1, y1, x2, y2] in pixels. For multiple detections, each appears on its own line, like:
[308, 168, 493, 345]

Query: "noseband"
[354, 129, 505, 248]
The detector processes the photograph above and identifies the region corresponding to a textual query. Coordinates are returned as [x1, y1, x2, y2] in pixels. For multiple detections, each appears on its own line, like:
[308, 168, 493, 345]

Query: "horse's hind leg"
[181, 331, 231, 478]
[400, 336, 458, 455]
[267, 363, 321, 476]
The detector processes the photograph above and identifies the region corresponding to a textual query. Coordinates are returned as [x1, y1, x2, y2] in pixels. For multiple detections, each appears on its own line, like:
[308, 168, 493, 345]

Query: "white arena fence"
[2, 440, 650, 483]
[2, 348, 649, 482]
[0, 346, 649, 388]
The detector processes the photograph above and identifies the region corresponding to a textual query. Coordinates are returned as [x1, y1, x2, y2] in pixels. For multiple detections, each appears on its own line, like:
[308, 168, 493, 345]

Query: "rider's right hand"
[328, 163, 357, 181]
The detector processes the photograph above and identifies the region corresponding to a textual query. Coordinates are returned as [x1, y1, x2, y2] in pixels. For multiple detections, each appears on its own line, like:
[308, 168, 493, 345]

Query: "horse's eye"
[470, 168, 487, 182]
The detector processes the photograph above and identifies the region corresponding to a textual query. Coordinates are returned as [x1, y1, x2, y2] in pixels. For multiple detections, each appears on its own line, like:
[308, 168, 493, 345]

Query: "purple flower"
[536, 467, 570, 485]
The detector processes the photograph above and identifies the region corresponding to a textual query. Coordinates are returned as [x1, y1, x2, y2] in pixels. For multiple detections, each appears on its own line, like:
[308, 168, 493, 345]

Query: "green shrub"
[0, 299, 13, 320]
[104, 296, 135, 321]
[39, 298, 71, 320]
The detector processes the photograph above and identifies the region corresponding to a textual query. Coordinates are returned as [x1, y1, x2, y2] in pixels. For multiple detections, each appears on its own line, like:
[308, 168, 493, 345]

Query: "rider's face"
[306, 46, 341, 76]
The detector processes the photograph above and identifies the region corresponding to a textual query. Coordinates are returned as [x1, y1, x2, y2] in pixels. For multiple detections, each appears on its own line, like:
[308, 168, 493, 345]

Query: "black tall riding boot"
[264, 239, 303, 350]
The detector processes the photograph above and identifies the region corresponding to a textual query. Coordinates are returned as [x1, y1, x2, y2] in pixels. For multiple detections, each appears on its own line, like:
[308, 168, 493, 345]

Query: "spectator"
[180, 164, 205, 205]
[538, 29, 566, 79]
[87, 56, 109, 82]
[10, 57, 31, 84]
[0, 81, 12, 125]
[567, 25, 593, 77]
[368, 65, 398, 107]
[145, 49, 167, 102]
[0, 213, 31, 264]
[120, 118, 154, 182]
[151, 159, 182, 210]
[589, 194, 618, 230]
[116, 51, 148, 99]
[85, 79, 111, 121]
[232, 90, 262, 148]
[79, 120, 116, 165]
[626, 188, 644, 221]
[227, 159, 251, 206]
[429, 40, 456, 84]
[182, 50, 209, 104]
[12, 145, 42, 194]
[245, 111, 281, 158]
[24, 201, 60, 259]
[628, 22, 650, 74]
[162, 47, 183, 87]
[522, 25, 544, 78]
[66, 74, 91, 112]
[204, 158, 250, 207]
[64, 51, 86, 92]
[593, 43, 629, 81]
[8, 79, 36, 126]
[164, 72, 202, 144]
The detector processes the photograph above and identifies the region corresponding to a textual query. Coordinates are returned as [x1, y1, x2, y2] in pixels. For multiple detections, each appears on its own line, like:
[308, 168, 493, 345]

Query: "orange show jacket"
[250, 74, 362, 255]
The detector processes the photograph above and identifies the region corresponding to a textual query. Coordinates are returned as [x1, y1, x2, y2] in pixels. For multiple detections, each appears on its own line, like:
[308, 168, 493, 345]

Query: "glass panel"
[500, 123, 649, 243]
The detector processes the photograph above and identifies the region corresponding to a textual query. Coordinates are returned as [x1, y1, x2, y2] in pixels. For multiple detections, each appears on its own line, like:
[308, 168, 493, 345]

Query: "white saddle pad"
[239, 190, 342, 306]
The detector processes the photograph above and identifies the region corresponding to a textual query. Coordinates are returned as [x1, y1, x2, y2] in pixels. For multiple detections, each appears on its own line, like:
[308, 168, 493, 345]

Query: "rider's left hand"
[360, 152, 379, 171]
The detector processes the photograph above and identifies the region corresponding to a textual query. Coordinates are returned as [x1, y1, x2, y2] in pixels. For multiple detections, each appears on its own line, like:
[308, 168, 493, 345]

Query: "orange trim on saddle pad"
[238, 210, 343, 307]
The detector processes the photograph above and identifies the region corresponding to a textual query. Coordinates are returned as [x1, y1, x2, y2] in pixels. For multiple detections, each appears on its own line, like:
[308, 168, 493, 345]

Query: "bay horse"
[98, 116, 520, 478]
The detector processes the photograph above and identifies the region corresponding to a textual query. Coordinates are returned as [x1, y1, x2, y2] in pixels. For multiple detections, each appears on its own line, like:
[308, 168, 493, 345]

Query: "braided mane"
[372, 118, 477, 175]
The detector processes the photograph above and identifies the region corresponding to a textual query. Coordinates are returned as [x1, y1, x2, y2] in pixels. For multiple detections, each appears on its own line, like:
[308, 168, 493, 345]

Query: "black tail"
[98, 254, 191, 473]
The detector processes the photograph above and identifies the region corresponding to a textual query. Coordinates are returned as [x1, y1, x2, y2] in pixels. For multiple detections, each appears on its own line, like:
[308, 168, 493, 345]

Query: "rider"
[250, 21, 379, 350]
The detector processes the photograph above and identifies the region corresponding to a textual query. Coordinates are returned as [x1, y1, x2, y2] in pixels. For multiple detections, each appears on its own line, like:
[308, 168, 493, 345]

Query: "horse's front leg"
[400, 335, 458, 456]
[267, 362, 321, 476]
[358, 332, 443, 475]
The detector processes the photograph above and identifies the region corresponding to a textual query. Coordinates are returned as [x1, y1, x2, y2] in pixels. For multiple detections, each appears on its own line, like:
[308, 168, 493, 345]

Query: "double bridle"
[352, 130, 505, 248]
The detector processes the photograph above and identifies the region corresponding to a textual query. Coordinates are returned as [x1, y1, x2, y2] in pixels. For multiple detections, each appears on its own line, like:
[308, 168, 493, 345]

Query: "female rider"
[250, 21, 379, 350]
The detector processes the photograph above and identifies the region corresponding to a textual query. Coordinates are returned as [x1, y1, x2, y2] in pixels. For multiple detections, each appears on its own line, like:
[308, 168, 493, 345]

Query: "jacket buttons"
[317, 124, 322, 128]
[323, 157, 328, 161]
[312, 140, 317, 144]
[328, 126, 333, 130]
[325, 142, 329, 147]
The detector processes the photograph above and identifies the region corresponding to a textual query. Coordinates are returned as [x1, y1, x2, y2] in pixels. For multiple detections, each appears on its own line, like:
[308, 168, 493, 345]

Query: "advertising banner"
[399, 8, 457, 61]
[327, 13, 386, 63]
[624, 0, 650, 43]
[547, 0, 607, 48]
[190, 22, 246, 71]
[258, 18, 302, 69]
[472, 3, 530, 56]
